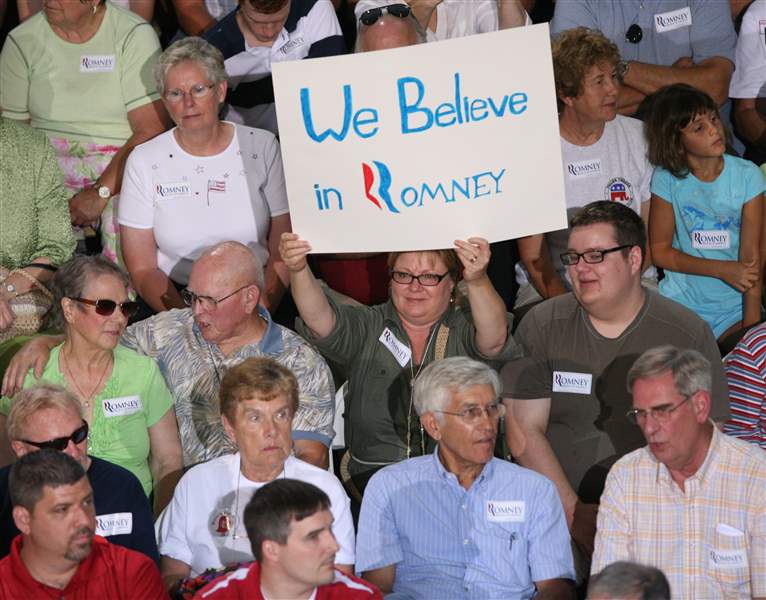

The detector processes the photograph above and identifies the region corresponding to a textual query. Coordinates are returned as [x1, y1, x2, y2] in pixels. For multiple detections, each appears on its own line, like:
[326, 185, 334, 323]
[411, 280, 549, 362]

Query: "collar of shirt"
[192, 304, 284, 358]
[431, 445, 493, 493]
[652, 422, 720, 494]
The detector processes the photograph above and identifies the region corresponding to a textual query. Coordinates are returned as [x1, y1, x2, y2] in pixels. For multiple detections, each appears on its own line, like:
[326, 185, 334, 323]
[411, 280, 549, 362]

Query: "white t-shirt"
[158, 454, 355, 576]
[118, 123, 288, 285]
[354, 0, 530, 41]
[729, 0, 766, 99]
[516, 115, 652, 286]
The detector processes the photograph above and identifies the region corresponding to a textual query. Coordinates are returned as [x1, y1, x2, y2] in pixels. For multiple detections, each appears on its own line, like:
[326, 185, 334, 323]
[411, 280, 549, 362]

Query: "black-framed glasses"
[436, 401, 506, 424]
[181, 284, 251, 311]
[626, 395, 693, 425]
[359, 3, 411, 26]
[71, 297, 140, 318]
[390, 271, 449, 287]
[560, 244, 632, 266]
[20, 421, 89, 451]
[626, 23, 642, 44]
[164, 83, 217, 103]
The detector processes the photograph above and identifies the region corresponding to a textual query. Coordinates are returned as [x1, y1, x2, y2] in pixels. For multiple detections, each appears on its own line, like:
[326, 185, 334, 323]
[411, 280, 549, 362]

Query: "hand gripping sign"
[273, 23, 567, 252]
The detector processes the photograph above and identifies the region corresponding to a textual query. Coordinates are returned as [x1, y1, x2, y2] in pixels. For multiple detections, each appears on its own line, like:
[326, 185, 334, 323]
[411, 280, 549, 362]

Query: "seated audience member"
[0, 449, 166, 599]
[4, 242, 334, 470]
[203, 0, 346, 135]
[550, 0, 736, 117]
[356, 357, 574, 598]
[587, 561, 670, 600]
[0, 384, 157, 562]
[724, 320, 766, 449]
[729, 0, 766, 164]
[193, 479, 381, 599]
[0, 256, 182, 510]
[502, 201, 730, 574]
[516, 27, 653, 311]
[0, 118, 75, 343]
[281, 234, 518, 497]
[354, 0, 528, 42]
[593, 345, 766, 599]
[646, 84, 763, 342]
[119, 37, 290, 315]
[0, 0, 169, 265]
[173, 0, 238, 35]
[158, 357, 354, 593]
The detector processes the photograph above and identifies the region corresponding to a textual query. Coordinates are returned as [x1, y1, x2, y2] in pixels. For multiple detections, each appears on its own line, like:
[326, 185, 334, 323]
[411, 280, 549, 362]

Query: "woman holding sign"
[280, 233, 518, 498]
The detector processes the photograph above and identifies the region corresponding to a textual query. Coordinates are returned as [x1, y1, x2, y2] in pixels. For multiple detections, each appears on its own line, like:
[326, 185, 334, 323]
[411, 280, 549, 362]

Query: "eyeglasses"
[560, 244, 632, 266]
[20, 421, 89, 451]
[390, 271, 449, 287]
[626, 395, 693, 425]
[181, 284, 251, 311]
[71, 297, 140, 318]
[435, 401, 506, 424]
[626, 23, 642, 44]
[164, 83, 217, 103]
[359, 3, 411, 25]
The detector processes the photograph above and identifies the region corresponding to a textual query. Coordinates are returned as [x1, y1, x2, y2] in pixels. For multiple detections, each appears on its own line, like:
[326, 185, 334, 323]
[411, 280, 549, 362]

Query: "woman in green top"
[0, 256, 183, 511]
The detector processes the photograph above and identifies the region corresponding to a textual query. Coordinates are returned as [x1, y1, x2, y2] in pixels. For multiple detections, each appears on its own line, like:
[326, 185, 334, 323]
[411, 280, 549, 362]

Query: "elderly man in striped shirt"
[593, 345, 766, 599]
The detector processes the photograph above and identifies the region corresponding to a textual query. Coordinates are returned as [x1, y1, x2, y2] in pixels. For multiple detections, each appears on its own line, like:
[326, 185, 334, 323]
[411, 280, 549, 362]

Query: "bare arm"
[733, 98, 766, 149]
[262, 214, 292, 314]
[455, 238, 508, 357]
[1, 334, 63, 397]
[739, 194, 763, 329]
[171, 0, 217, 35]
[128, 0, 155, 22]
[407, 0, 441, 32]
[362, 565, 396, 595]
[0, 416, 14, 468]
[16, 0, 41, 21]
[120, 226, 184, 312]
[649, 194, 760, 292]
[148, 409, 184, 515]
[293, 439, 329, 470]
[517, 234, 568, 299]
[616, 84, 647, 116]
[535, 578, 575, 600]
[622, 56, 734, 107]
[496, 0, 527, 29]
[640, 200, 653, 271]
[278, 233, 337, 339]
[160, 555, 191, 593]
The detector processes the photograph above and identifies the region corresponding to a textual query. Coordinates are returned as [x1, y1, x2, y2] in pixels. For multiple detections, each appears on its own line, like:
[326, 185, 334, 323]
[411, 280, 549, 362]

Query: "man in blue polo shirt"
[356, 357, 574, 599]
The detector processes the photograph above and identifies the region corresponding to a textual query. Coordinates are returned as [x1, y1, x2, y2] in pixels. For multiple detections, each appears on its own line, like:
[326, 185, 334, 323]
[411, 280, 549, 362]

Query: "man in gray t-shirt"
[502, 201, 728, 573]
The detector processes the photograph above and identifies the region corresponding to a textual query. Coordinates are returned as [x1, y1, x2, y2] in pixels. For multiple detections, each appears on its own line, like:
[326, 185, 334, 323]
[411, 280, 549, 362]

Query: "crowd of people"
[0, 0, 765, 598]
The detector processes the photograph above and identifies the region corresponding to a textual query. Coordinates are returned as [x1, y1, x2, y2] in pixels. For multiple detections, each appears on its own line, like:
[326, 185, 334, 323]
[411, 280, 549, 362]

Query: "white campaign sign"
[272, 24, 567, 252]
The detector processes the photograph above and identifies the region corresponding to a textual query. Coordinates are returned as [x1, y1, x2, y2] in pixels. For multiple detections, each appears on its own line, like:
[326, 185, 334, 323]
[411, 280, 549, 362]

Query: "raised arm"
[517, 234, 568, 300]
[279, 233, 336, 338]
[262, 214, 292, 314]
[496, 0, 527, 29]
[454, 237, 508, 357]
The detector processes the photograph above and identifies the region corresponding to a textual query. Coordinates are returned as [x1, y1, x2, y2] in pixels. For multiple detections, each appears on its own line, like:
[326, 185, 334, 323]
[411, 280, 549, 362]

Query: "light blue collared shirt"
[356, 448, 575, 599]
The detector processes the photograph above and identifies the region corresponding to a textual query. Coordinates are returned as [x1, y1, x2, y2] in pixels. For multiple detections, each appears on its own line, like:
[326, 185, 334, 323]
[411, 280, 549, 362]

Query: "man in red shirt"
[0, 449, 166, 600]
[195, 479, 381, 600]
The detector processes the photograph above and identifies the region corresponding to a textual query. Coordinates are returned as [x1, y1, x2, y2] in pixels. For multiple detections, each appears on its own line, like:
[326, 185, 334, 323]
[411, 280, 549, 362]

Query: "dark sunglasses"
[71, 297, 140, 318]
[626, 23, 642, 44]
[21, 421, 89, 451]
[359, 3, 411, 26]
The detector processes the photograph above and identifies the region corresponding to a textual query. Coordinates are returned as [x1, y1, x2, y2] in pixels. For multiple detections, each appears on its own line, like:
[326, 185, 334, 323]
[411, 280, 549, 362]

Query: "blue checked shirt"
[356, 449, 575, 599]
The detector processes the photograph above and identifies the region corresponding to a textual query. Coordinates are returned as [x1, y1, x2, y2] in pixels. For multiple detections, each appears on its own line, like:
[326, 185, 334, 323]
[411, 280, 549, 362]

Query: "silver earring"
[92, 2, 98, 14]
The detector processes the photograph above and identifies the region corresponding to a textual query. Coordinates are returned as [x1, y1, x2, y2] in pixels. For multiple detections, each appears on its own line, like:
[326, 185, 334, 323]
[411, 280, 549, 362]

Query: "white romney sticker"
[654, 7, 692, 33]
[95, 512, 133, 537]
[379, 328, 412, 367]
[552, 371, 592, 394]
[709, 548, 747, 570]
[566, 159, 601, 179]
[486, 500, 525, 522]
[102, 395, 142, 417]
[155, 182, 191, 199]
[80, 54, 115, 72]
[691, 230, 730, 250]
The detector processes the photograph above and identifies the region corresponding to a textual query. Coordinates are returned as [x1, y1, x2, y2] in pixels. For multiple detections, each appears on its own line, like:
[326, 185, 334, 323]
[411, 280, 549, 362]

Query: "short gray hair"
[413, 357, 501, 417]
[7, 384, 82, 441]
[50, 256, 129, 330]
[626, 345, 712, 398]
[154, 37, 227, 95]
[588, 561, 670, 600]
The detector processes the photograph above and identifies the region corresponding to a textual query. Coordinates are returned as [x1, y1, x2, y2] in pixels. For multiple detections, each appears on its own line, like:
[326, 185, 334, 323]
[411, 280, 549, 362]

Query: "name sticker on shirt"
[692, 230, 730, 250]
[566, 159, 601, 179]
[379, 328, 412, 367]
[102, 395, 143, 417]
[280, 36, 306, 54]
[654, 7, 692, 33]
[552, 371, 592, 394]
[95, 512, 133, 537]
[155, 182, 191, 198]
[709, 549, 747, 569]
[486, 501, 525, 522]
[80, 54, 116, 72]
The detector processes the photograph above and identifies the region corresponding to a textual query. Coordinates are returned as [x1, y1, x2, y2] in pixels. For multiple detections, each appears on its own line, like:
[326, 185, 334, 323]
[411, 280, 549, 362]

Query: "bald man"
[357, 12, 421, 52]
[3, 242, 335, 470]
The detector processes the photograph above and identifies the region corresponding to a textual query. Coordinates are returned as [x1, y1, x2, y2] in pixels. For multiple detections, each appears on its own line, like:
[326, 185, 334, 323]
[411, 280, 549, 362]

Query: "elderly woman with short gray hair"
[0, 256, 182, 512]
[118, 37, 291, 315]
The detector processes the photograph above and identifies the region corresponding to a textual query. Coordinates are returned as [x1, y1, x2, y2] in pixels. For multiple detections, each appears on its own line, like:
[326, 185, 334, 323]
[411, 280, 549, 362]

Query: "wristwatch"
[616, 60, 631, 83]
[96, 184, 112, 200]
[3, 282, 16, 297]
